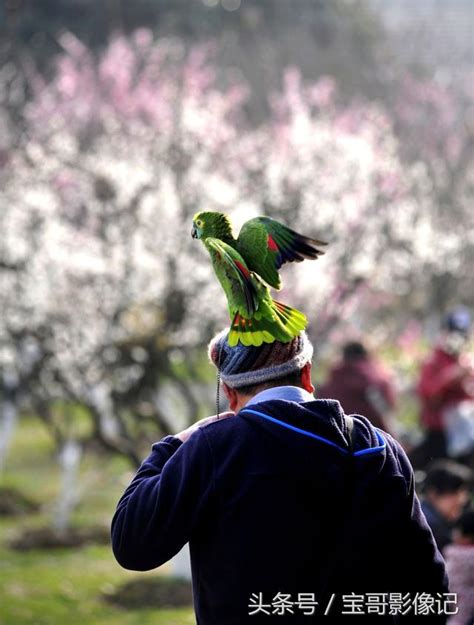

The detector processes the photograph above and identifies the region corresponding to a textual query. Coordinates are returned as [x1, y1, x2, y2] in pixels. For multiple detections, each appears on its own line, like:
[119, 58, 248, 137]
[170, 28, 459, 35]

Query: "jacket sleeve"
[111, 429, 215, 571]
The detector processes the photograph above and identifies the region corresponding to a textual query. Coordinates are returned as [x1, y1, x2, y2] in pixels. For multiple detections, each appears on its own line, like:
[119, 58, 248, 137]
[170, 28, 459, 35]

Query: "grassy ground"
[0, 416, 195, 625]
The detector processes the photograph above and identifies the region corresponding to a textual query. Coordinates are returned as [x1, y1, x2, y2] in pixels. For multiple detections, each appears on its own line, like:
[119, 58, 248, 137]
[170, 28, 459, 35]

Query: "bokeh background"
[0, 1, 473, 624]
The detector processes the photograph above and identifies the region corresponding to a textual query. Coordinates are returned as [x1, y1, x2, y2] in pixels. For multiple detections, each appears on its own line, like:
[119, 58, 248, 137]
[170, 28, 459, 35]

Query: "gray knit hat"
[208, 330, 313, 389]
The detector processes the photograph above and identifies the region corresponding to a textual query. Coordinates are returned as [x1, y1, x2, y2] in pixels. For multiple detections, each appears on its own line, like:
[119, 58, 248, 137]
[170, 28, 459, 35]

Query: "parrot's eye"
[196, 219, 203, 228]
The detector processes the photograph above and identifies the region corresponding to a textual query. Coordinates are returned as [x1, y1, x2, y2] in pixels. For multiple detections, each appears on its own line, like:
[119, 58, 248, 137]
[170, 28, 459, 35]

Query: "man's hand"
[175, 411, 235, 443]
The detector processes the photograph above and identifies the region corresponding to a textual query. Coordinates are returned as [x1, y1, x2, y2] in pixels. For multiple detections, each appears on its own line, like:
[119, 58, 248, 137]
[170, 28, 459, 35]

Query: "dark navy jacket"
[111, 397, 448, 624]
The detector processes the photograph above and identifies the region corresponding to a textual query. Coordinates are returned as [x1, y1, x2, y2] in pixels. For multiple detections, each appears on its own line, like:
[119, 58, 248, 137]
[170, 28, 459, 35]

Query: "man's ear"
[300, 362, 315, 394]
[222, 383, 240, 412]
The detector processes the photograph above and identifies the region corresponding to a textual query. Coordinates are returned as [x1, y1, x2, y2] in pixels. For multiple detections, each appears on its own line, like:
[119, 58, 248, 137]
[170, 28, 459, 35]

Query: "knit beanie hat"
[208, 330, 313, 389]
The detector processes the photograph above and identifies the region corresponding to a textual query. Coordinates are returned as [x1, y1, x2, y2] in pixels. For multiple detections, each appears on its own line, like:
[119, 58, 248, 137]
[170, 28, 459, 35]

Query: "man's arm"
[111, 428, 215, 571]
[390, 439, 449, 594]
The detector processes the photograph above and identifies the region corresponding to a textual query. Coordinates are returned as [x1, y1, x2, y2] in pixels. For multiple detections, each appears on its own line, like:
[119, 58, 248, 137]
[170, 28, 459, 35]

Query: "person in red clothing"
[412, 308, 474, 469]
[319, 341, 396, 435]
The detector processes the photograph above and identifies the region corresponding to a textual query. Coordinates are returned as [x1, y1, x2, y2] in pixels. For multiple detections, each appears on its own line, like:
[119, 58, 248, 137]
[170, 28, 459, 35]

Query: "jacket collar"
[245, 385, 314, 407]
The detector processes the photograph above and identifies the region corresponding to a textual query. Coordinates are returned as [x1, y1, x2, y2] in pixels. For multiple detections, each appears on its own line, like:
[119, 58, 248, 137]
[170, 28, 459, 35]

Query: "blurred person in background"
[445, 507, 474, 625]
[319, 341, 396, 436]
[412, 308, 474, 470]
[420, 460, 472, 553]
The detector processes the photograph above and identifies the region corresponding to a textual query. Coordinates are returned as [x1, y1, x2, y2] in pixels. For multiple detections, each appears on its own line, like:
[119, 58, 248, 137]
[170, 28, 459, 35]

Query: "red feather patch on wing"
[234, 260, 251, 278]
[267, 234, 279, 252]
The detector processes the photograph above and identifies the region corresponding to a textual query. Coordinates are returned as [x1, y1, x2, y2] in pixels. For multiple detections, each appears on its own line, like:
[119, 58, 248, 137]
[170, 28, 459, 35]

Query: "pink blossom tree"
[229, 68, 449, 346]
[392, 72, 474, 316]
[1, 30, 470, 469]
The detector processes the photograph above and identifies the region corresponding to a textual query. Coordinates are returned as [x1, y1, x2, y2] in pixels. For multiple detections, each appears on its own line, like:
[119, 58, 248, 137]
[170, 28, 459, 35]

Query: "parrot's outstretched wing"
[206, 237, 258, 318]
[236, 216, 327, 290]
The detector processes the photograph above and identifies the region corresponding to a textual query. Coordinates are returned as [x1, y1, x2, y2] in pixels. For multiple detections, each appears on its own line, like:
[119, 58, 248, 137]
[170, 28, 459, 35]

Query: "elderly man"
[112, 331, 449, 624]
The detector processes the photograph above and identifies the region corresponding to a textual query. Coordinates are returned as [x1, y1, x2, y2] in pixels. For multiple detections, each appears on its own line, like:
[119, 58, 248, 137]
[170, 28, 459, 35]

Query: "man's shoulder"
[377, 429, 414, 484]
[199, 413, 248, 436]
[170, 416, 247, 459]
[197, 412, 263, 455]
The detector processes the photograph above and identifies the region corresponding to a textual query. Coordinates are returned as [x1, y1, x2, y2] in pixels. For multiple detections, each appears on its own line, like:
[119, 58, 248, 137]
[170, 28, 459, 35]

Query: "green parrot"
[191, 211, 327, 347]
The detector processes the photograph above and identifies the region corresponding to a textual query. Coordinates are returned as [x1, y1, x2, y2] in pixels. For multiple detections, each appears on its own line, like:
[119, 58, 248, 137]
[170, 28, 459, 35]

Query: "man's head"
[423, 460, 472, 522]
[342, 341, 368, 363]
[208, 330, 314, 412]
[441, 307, 471, 355]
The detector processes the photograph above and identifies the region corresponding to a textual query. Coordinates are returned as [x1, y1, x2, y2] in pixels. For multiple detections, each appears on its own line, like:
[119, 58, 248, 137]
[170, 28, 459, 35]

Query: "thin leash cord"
[216, 338, 225, 419]
[216, 369, 221, 419]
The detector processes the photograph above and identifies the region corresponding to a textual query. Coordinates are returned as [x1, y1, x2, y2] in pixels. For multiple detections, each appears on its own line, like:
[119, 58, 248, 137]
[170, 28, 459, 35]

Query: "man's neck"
[244, 385, 314, 408]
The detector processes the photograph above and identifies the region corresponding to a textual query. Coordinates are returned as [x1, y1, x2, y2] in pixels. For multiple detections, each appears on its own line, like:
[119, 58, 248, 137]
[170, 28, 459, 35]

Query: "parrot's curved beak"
[191, 225, 198, 239]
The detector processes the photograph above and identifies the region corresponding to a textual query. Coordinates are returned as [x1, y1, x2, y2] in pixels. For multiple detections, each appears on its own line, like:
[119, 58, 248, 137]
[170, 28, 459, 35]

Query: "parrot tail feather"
[272, 300, 307, 335]
[228, 301, 307, 347]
